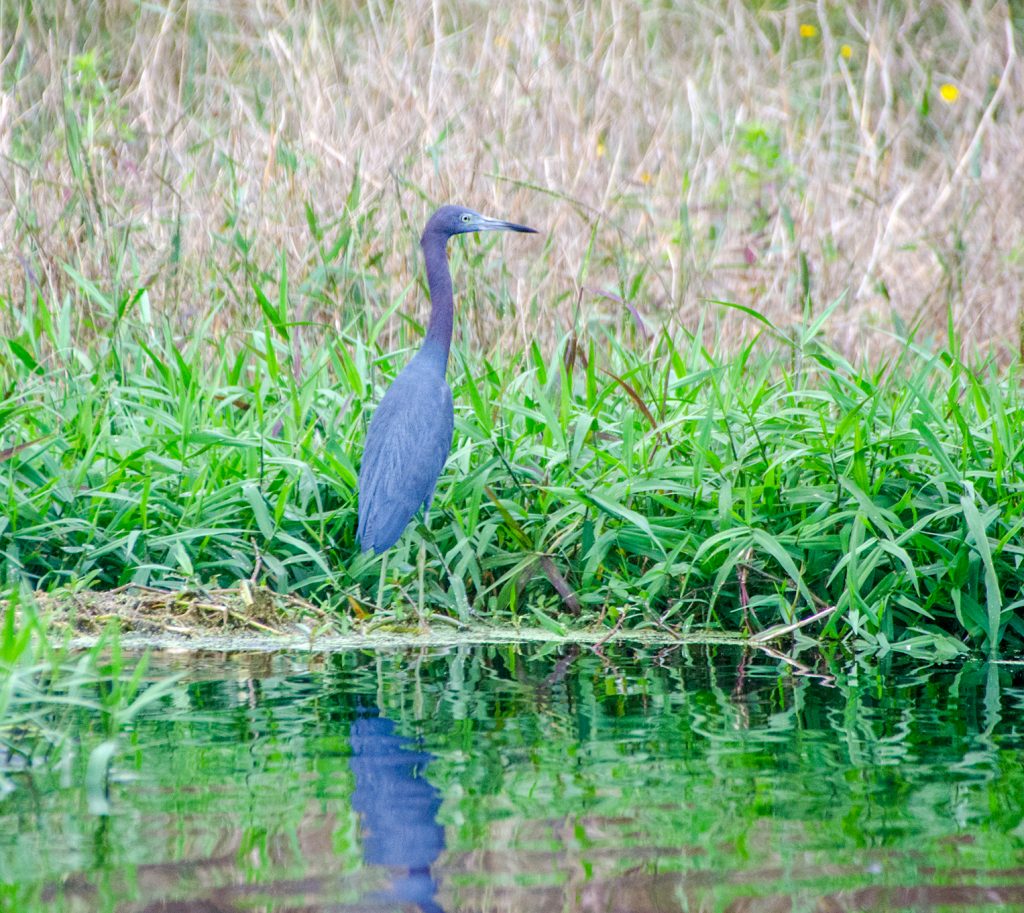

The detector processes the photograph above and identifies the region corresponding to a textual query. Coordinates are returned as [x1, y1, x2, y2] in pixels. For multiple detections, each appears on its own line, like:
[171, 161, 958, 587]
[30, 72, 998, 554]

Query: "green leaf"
[960, 491, 1002, 652]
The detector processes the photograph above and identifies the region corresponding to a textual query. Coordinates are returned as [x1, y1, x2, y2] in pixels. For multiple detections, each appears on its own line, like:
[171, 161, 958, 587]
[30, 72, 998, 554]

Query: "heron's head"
[423, 205, 538, 242]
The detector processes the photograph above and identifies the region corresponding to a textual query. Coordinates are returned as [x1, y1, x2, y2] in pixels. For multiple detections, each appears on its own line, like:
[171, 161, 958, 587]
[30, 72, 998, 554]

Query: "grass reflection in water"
[2, 644, 1023, 913]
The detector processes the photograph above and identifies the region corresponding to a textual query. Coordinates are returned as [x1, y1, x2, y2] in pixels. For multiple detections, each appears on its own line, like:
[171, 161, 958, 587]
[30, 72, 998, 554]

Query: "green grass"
[3, 273, 1024, 654]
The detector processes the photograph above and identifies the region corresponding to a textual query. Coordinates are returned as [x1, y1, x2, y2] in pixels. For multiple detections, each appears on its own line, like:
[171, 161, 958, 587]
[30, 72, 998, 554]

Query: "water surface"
[2, 644, 1023, 912]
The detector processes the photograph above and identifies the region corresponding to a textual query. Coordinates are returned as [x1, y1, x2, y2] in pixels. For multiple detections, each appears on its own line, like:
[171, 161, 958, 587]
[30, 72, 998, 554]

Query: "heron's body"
[356, 205, 536, 554]
[356, 347, 454, 553]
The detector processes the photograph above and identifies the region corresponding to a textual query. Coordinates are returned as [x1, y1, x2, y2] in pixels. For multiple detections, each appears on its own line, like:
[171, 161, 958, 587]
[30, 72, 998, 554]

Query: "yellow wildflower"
[640, 170, 653, 185]
[939, 83, 959, 103]
[799, 23, 818, 38]
[596, 137, 606, 157]
[840, 44, 852, 59]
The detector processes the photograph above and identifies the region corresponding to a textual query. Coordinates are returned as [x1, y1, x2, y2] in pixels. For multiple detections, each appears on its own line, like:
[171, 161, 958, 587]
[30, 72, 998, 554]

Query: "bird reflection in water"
[349, 705, 446, 913]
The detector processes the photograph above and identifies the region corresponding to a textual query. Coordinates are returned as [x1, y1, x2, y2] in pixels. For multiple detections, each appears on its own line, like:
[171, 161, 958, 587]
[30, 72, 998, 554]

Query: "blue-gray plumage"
[357, 205, 537, 554]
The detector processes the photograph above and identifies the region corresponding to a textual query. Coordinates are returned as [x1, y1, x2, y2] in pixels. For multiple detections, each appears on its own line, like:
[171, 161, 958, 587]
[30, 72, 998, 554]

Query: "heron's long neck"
[421, 231, 454, 369]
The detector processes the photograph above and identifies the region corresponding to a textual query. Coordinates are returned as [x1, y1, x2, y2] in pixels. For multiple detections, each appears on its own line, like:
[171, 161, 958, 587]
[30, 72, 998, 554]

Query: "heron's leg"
[417, 538, 426, 626]
[377, 551, 389, 611]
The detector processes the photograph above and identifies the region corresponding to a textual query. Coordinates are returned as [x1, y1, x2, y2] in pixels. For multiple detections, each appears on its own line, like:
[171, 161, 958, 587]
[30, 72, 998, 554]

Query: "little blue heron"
[357, 205, 537, 611]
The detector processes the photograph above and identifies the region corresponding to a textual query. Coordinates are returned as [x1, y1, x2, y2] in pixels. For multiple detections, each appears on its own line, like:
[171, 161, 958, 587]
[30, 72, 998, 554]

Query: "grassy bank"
[3, 1, 1024, 654]
[4, 286, 1024, 654]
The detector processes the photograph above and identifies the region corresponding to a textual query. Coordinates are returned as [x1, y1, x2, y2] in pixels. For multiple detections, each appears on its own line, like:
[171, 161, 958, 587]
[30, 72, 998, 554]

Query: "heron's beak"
[477, 215, 538, 234]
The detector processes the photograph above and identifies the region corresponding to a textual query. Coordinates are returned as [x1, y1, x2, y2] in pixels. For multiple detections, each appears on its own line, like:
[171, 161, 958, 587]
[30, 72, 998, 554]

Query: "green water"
[2, 644, 1023, 912]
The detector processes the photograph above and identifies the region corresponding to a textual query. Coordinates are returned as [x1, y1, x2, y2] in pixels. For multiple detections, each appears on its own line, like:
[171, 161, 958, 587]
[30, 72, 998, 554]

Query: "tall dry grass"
[2, 0, 1022, 359]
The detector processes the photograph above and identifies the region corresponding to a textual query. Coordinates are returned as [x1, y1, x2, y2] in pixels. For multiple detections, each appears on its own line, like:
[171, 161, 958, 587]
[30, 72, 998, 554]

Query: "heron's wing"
[419, 393, 455, 515]
[356, 368, 454, 553]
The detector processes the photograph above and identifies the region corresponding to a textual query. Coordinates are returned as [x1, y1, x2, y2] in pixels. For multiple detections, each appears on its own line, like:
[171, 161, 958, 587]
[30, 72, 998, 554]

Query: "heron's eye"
[461, 213, 471, 222]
